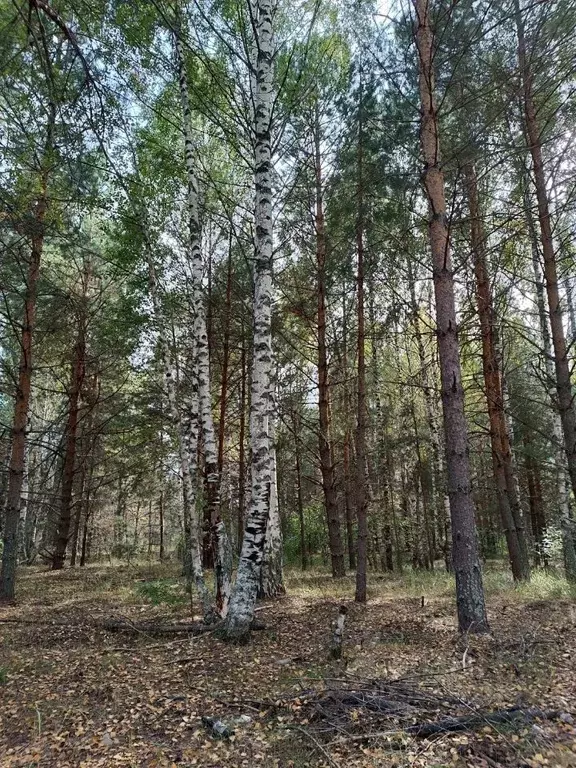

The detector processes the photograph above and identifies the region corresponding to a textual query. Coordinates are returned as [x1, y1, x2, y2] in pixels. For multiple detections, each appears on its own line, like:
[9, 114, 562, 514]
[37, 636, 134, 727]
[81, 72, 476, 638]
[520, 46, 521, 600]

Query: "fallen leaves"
[1, 566, 576, 767]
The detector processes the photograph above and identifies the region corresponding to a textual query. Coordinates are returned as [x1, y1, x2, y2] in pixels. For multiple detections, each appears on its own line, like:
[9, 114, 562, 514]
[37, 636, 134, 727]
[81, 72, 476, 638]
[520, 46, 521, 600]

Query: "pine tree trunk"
[516, 0, 576, 581]
[52, 315, 86, 570]
[293, 410, 308, 570]
[463, 162, 530, 581]
[314, 103, 346, 578]
[343, 431, 356, 570]
[408, 262, 449, 568]
[414, 0, 488, 632]
[224, 0, 275, 642]
[0, 137, 51, 601]
[523, 434, 547, 567]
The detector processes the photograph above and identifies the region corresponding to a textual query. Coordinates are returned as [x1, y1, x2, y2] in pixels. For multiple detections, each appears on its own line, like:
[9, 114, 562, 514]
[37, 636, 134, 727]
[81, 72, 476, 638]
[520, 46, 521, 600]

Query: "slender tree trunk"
[515, 0, 576, 581]
[224, 0, 275, 642]
[52, 314, 86, 570]
[0, 130, 51, 601]
[218, 234, 233, 476]
[69, 415, 90, 568]
[259, 388, 284, 597]
[408, 261, 448, 568]
[523, 434, 547, 567]
[147, 255, 212, 618]
[414, 0, 488, 632]
[259, 444, 283, 596]
[293, 411, 307, 570]
[341, 282, 356, 569]
[355, 75, 368, 603]
[237, 334, 247, 552]
[566, 276, 576, 346]
[343, 431, 356, 569]
[313, 102, 345, 578]
[525, 182, 573, 562]
[409, 392, 435, 569]
[159, 488, 165, 561]
[174, 24, 231, 609]
[463, 162, 530, 581]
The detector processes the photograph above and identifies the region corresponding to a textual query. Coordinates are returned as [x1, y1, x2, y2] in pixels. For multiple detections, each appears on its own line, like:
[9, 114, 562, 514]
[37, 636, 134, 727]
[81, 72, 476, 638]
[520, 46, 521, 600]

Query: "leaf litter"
[0, 564, 575, 767]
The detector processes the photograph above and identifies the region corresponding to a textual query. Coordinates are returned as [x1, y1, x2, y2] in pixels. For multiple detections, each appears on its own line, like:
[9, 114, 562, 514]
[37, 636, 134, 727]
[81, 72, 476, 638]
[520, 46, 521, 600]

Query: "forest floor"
[1, 564, 576, 768]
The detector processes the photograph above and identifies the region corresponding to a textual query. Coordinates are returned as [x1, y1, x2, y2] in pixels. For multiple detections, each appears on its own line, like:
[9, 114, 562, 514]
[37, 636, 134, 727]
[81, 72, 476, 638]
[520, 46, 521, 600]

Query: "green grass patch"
[283, 564, 576, 603]
[134, 578, 187, 606]
[0, 666, 8, 684]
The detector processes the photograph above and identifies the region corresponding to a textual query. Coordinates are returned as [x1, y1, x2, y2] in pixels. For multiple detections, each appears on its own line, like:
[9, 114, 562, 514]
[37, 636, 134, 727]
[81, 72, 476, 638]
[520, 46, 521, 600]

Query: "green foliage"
[135, 578, 187, 606]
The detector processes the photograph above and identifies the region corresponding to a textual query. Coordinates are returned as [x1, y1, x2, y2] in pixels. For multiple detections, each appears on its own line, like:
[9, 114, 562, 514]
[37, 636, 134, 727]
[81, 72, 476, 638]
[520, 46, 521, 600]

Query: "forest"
[1, 0, 576, 766]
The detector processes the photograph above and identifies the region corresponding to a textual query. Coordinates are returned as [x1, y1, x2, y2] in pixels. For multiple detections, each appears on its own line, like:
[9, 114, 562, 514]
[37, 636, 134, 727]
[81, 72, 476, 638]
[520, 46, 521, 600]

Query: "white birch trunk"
[259, 410, 284, 597]
[147, 256, 213, 620]
[174, 21, 232, 613]
[224, 0, 275, 642]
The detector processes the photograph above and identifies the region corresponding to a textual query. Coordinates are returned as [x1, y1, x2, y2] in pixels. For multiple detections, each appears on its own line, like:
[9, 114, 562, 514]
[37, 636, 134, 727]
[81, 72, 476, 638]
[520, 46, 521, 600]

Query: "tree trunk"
[147, 254, 212, 618]
[463, 161, 530, 581]
[354, 73, 368, 603]
[0, 130, 51, 601]
[294, 412, 308, 570]
[69, 422, 88, 568]
[159, 488, 165, 561]
[52, 311, 86, 570]
[174, 23, 231, 610]
[224, 0, 275, 642]
[343, 431, 356, 570]
[218, 234, 233, 477]
[259, 420, 284, 597]
[237, 334, 247, 552]
[414, 0, 488, 632]
[408, 260, 449, 568]
[313, 102, 346, 579]
[523, 434, 547, 567]
[515, 0, 576, 581]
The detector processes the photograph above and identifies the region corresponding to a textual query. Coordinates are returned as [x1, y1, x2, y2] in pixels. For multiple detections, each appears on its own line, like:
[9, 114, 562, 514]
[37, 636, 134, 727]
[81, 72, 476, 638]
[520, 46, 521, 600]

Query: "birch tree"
[224, 0, 276, 642]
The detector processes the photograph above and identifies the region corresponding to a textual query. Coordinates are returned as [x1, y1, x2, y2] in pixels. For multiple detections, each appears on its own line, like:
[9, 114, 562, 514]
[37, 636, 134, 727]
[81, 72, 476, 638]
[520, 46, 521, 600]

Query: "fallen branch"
[405, 706, 560, 737]
[0, 616, 266, 635]
[102, 618, 267, 635]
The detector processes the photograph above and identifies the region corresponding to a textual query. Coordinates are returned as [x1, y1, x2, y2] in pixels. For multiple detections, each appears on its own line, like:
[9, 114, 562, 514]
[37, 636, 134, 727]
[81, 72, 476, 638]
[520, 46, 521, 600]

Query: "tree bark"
[224, 0, 275, 642]
[293, 409, 308, 570]
[355, 73, 368, 603]
[408, 260, 449, 568]
[237, 333, 247, 552]
[463, 161, 530, 581]
[0, 120, 52, 601]
[313, 101, 346, 578]
[515, 0, 576, 581]
[147, 255, 213, 618]
[259, 390, 284, 597]
[52, 283, 87, 570]
[174, 22, 231, 609]
[413, 0, 488, 632]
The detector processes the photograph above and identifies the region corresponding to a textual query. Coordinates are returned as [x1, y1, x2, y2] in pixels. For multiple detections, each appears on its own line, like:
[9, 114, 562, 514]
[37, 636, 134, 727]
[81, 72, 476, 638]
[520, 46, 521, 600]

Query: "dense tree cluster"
[2, 0, 576, 639]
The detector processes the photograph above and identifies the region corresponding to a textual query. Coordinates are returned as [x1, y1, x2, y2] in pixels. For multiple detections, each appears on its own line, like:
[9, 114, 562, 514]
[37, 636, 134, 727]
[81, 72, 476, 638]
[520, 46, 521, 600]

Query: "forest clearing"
[4, 0, 576, 764]
[1, 564, 576, 767]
